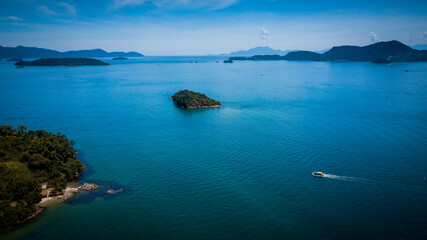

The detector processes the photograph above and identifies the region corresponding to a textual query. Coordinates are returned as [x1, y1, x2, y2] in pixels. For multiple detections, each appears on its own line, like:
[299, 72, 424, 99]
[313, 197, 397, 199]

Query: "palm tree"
[17, 124, 27, 134]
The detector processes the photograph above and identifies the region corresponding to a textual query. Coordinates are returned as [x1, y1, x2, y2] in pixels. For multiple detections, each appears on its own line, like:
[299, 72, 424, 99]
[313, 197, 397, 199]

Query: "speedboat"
[312, 171, 324, 177]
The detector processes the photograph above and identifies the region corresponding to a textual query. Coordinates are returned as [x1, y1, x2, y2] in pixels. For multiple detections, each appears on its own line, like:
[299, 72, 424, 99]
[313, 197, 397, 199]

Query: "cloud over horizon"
[260, 28, 269, 40]
[369, 32, 380, 43]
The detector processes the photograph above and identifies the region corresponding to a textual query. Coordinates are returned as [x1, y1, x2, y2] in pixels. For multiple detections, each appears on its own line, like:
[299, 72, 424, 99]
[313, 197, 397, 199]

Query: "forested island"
[171, 90, 221, 109]
[0, 125, 84, 230]
[229, 41, 427, 62]
[112, 57, 128, 60]
[0, 45, 143, 58]
[14, 58, 109, 66]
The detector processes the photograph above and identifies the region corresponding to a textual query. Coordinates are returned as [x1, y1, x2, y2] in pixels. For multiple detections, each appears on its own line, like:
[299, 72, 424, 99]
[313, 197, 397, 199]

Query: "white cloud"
[37, 3, 77, 16]
[113, 0, 148, 8]
[6, 16, 23, 21]
[260, 28, 269, 40]
[369, 32, 379, 43]
[112, 0, 239, 10]
[59, 2, 77, 16]
[408, 31, 427, 44]
[37, 5, 58, 16]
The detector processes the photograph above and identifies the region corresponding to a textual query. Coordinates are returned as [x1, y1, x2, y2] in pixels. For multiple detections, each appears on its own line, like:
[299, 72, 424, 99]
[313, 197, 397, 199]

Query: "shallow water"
[1, 57, 426, 239]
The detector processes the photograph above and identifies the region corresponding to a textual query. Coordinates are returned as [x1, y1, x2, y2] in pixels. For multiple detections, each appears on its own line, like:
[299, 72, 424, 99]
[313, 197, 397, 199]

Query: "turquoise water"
[1, 57, 426, 239]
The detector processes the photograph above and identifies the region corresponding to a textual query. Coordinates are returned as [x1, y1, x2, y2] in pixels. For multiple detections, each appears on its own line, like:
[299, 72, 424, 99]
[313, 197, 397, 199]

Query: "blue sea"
[1, 57, 426, 240]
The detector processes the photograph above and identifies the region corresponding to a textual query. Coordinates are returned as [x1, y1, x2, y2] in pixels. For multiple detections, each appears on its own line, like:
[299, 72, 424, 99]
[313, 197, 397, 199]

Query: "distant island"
[215, 47, 293, 56]
[229, 41, 427, 62]
[0, 45, 144, 58]
[171, 90, 221, 109]
[212, 46, 328, 57]
[0, 125, 85, 230]
[112, 57, 128, 60]
[6, 58, 23, 62]
[15, 58, 109, 66]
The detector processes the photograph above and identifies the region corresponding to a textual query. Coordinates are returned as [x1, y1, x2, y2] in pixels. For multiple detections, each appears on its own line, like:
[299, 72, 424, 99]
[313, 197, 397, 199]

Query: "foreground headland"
[0, 125, 98, 230]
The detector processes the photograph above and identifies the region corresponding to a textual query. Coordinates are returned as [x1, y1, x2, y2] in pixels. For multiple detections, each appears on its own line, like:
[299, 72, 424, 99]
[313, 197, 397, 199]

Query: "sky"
[0, 0, 427, 55]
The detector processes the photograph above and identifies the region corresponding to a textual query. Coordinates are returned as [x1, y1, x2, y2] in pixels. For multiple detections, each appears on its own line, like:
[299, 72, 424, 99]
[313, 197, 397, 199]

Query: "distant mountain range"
[0, 45, 144, 58]
[217, 47, 292, 56]
[215, 46, 328, 56]
[229, 41, 427, 62]
[411, 44, 427, 50]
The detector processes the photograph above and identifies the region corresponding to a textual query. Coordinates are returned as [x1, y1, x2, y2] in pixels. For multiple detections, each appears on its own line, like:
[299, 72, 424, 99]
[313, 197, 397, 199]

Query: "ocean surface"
[0, 57, 426, 240]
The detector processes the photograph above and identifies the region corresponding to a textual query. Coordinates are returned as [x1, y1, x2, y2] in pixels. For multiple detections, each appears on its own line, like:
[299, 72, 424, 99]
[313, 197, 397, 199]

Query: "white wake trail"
[322, 174, 361, 181]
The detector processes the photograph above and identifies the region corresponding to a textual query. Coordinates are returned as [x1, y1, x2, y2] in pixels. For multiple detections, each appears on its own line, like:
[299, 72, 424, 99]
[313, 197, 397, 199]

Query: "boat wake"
[320, 173, 425, 207]
[322, 174, 361, 181]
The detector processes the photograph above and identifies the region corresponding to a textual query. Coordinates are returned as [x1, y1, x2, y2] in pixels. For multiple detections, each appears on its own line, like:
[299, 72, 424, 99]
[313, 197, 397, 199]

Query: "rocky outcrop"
[63, 183, 101, 200]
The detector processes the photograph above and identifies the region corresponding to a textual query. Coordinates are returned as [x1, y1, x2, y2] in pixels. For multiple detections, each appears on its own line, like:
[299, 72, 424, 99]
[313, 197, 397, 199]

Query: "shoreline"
[5, 183, 101, 231]
[185, 104, 221, 109]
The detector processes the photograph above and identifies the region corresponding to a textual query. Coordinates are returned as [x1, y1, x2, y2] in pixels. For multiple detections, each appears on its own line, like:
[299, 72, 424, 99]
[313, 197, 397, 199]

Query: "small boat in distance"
[312, 171, 324, 177]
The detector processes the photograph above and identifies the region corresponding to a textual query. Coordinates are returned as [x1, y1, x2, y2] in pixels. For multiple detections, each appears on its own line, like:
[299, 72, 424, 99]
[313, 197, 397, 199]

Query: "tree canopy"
[171, 90, 220, 109]
[0, 125, 84, 230]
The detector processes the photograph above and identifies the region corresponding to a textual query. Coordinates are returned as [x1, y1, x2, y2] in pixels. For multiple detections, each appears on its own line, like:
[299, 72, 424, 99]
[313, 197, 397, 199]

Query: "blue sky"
[0, 0, 426, 55]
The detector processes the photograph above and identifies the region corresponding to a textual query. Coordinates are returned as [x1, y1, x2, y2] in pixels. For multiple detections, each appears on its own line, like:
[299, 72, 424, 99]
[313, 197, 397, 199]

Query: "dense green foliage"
[171, 90, 221, 109]
[0, 125, 84, 229]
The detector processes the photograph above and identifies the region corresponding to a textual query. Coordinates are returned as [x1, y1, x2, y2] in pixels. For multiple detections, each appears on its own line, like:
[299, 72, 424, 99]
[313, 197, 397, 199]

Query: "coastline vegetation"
[0, 125, 84, 230]
[171, 90, 221, 109]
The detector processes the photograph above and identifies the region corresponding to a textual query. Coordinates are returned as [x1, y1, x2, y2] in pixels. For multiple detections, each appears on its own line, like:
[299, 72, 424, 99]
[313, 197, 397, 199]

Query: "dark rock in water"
[14, 58, 109, 66]
[371, 59, 392, 64]
[223, 59, 233, 63]
[112, 57, 128, 60]
[7, 58, 23, 62]
[171, 90, 221, 109]
[107, 188, 123, 194]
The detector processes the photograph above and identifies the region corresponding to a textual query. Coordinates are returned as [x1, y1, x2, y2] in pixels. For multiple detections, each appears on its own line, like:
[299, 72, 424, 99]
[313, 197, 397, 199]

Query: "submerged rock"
[107, 188, 123, 194]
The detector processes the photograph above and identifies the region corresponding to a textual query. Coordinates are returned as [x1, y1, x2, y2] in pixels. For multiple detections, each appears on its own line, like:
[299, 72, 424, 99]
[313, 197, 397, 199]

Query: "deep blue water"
[1, 57, 426, 240]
